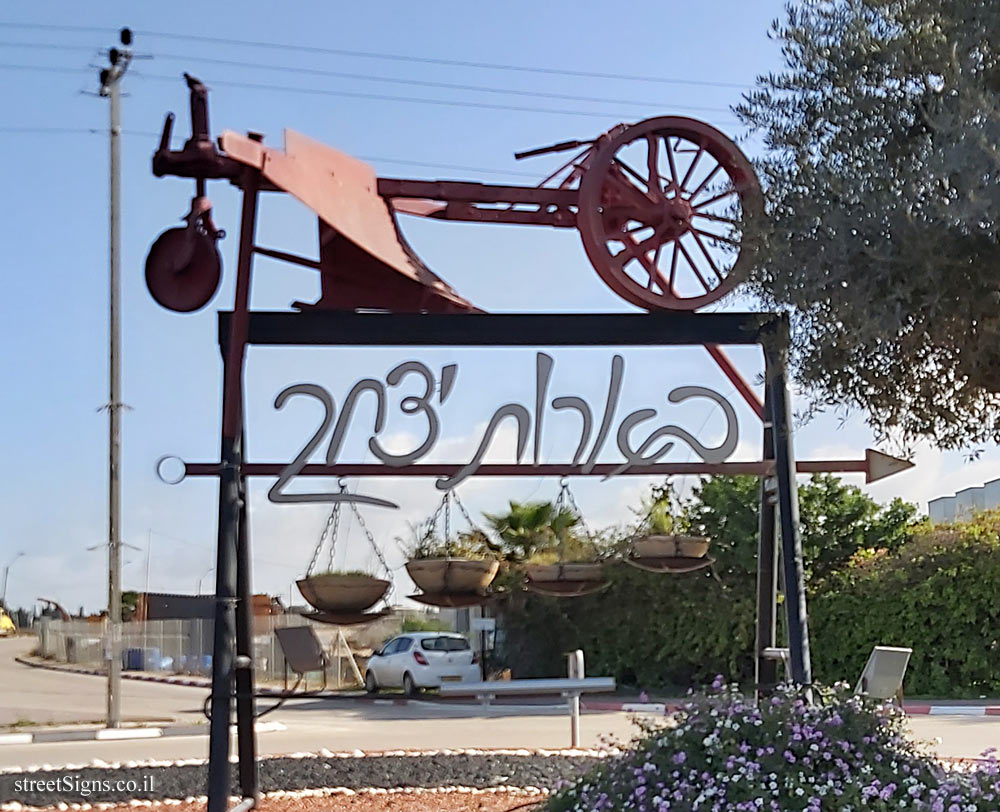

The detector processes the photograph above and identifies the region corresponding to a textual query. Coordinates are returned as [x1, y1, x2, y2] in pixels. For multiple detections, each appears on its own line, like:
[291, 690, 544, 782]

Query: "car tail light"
[413, 651, 428, 666]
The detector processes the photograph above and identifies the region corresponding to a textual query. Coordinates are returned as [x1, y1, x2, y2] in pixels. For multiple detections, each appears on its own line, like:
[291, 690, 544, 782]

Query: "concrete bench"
[440, 674, 615, 746]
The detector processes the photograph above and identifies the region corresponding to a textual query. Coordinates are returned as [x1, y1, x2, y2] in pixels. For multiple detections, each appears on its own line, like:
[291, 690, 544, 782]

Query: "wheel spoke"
[677, 238, 713, 292]
[689, 229, 724, 281]
[604, 171, 658, 214]
[693, 188, 739, 210]
[648, 240, 665, 289]
[692, 227, 741, 248]
[612, 157, 651, 191]
[664, 136, 680, 196]
[668, 242, 679, 292]
[646, 134, 663, 195]
[694, 210, 741, 227]
[625, 222, 653, 234]
[688, 163, 723, 202]
[678, 145, 704, 194]
[621, 231, 672, 293]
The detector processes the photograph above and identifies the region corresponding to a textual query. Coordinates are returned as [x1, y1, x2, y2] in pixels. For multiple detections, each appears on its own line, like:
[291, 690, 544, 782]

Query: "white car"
[364, 632, 480, 695]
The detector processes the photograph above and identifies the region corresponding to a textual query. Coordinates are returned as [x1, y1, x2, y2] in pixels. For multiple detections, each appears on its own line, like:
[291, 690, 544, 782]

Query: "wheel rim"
[577, 116, 763, 311]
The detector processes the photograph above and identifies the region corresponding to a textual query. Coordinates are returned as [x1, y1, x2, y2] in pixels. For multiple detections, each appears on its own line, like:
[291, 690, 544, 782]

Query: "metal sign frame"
[201, 165, 810, 812]
[145, 82, 834, 812]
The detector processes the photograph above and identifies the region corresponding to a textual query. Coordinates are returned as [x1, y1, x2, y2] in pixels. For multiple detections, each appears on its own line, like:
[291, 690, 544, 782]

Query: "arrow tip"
[866, 449, 915, 484]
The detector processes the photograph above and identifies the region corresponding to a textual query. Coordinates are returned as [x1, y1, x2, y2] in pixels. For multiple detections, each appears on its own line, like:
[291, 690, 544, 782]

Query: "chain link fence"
[35, 613, 403, 686]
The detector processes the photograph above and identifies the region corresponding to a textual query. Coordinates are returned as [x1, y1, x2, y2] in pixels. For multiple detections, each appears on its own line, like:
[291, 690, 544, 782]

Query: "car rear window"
[420, 636, 471, 652]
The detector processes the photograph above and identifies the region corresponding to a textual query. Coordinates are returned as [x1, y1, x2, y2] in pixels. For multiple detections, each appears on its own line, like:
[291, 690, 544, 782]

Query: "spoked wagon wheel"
[577, 116, 763, 311]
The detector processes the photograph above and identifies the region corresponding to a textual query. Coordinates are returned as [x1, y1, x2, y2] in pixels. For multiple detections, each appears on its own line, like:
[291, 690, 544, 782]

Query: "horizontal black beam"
[220, 311, 782, 348]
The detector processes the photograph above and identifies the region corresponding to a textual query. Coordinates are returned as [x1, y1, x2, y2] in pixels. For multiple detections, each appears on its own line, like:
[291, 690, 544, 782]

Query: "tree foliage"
[738, 0, 1000, 447]
[681, 474, 918, 581]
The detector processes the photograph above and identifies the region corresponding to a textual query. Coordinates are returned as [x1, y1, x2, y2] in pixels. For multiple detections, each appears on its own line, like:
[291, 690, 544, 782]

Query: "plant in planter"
[403, 519, 499, 600]
[485, 498, 607, 596]
[627, 487, 711, 573]
[296, 569, 390, 614]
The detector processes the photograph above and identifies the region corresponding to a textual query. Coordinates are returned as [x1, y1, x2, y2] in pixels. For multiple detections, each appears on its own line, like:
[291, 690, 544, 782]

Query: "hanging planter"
[406, 558, 499, 596]
[506, 480, 608, 598]
[626, 492, 713, 574]
[523, 561, 607, 597]
[298, 481, 396, 625]
[405, 492, 499, 607]
[297, 571, 391, 614]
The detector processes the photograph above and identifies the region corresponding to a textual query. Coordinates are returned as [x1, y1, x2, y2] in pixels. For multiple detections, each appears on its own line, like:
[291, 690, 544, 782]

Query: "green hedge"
[497, 512, 1000, 696]
[810, 517, 1000, 696]
[497, 564, 756, 691]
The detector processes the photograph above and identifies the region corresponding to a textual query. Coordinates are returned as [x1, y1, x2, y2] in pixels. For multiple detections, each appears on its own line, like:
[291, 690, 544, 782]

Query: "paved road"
[0, 638, 204, 727]
[2, 637, 998, 770]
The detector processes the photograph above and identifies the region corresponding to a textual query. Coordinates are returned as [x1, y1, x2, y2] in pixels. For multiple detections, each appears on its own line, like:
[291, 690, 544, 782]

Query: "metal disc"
[145, 227, 222, 313]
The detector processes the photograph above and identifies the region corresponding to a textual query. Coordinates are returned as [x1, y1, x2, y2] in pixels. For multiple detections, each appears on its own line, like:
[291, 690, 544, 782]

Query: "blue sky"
[1, 1, 995, 613]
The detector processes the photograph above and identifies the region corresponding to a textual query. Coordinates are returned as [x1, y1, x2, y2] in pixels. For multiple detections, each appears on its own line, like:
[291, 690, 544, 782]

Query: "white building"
[928, 478, 1000, 523]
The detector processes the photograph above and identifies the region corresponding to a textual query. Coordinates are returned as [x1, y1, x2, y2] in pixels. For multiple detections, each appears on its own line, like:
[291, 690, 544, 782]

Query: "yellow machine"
[0, 608, 15, 636]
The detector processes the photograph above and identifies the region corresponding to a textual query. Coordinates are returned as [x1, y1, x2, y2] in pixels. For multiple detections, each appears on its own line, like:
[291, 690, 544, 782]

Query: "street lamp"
[197, 567, 215, 596]
[1, 552, 25, 608]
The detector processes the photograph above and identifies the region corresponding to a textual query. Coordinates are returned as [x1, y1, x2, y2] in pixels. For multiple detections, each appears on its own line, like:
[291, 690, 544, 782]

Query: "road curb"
[0, 722, 285, 747]
[582, 700, 1000, 716]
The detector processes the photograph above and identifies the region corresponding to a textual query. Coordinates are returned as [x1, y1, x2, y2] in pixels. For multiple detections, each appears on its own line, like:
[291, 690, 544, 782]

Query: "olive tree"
[737, 0, 1000, 448]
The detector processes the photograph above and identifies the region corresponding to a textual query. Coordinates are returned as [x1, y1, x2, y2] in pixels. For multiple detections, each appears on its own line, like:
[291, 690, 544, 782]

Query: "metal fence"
[35, 613, 392, 687]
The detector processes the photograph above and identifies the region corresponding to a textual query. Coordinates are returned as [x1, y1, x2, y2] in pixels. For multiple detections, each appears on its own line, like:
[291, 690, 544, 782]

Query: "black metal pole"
[207, 169, 260, 812]
[764, 329, 813, 687]
[207, 435, 241, 812]
[755, 389, 779, 697]
[235, 450, 259, 801]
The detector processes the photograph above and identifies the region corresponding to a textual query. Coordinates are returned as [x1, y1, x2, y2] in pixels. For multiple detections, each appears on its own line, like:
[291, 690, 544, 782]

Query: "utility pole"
[1, 552, 25, 608]
[99, 27, 132, 730]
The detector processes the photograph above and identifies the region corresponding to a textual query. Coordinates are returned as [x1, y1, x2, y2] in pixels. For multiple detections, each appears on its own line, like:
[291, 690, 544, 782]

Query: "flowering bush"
[547, 680, 1000, 811]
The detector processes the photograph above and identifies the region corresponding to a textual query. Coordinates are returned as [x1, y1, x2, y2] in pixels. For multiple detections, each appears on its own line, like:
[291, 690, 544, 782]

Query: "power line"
[0, 62, 92, 75]
[146, 52, 734, 114]
[0, 43, 734, 113]
[0, 40, 97, 52]
[0, 21, 751, 90]
[131, 70, 741, 123]
[0, 50, 734, 115]
[0, 126, 551, 178]
[0, 62, 743, 124]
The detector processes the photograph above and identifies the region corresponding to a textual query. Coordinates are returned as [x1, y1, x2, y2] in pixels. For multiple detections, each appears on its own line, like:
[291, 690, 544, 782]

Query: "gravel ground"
[0, 754, 601, 807]
[9, 790, 548, 812]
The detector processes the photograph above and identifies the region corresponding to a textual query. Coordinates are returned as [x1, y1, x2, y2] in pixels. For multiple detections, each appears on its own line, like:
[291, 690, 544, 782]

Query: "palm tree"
[483, 500, 580, 563]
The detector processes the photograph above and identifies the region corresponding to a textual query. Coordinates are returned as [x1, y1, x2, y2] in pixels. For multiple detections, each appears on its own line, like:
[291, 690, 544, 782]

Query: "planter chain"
[305, 481, 346, 577]
[557, 477, 593, 539]
[347, 498, 392, 580]
[452, 490, 494, 542]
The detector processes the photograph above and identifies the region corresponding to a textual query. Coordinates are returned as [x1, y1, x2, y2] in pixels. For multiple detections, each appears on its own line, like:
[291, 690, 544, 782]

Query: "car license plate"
[441, 675, 462, 682]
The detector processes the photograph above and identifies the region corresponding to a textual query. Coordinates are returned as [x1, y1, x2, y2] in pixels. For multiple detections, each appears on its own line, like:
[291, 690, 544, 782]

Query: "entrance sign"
[267, 352, 739, 505]
[143, 76, 913, 812]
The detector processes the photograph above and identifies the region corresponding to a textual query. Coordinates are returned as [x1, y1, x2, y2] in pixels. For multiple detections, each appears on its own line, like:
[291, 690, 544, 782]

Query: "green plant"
[401, 523, 492, 560]
[307, 569, 377, 579]
[485, 500, 599, 563]
[401, 615, 452, 633]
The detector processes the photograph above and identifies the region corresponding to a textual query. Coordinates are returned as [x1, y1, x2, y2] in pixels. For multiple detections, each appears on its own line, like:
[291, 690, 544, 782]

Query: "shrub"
[546, 681, 1000, 811]
[401, 615, 452, 633]
[811, 515, 1000, 696]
